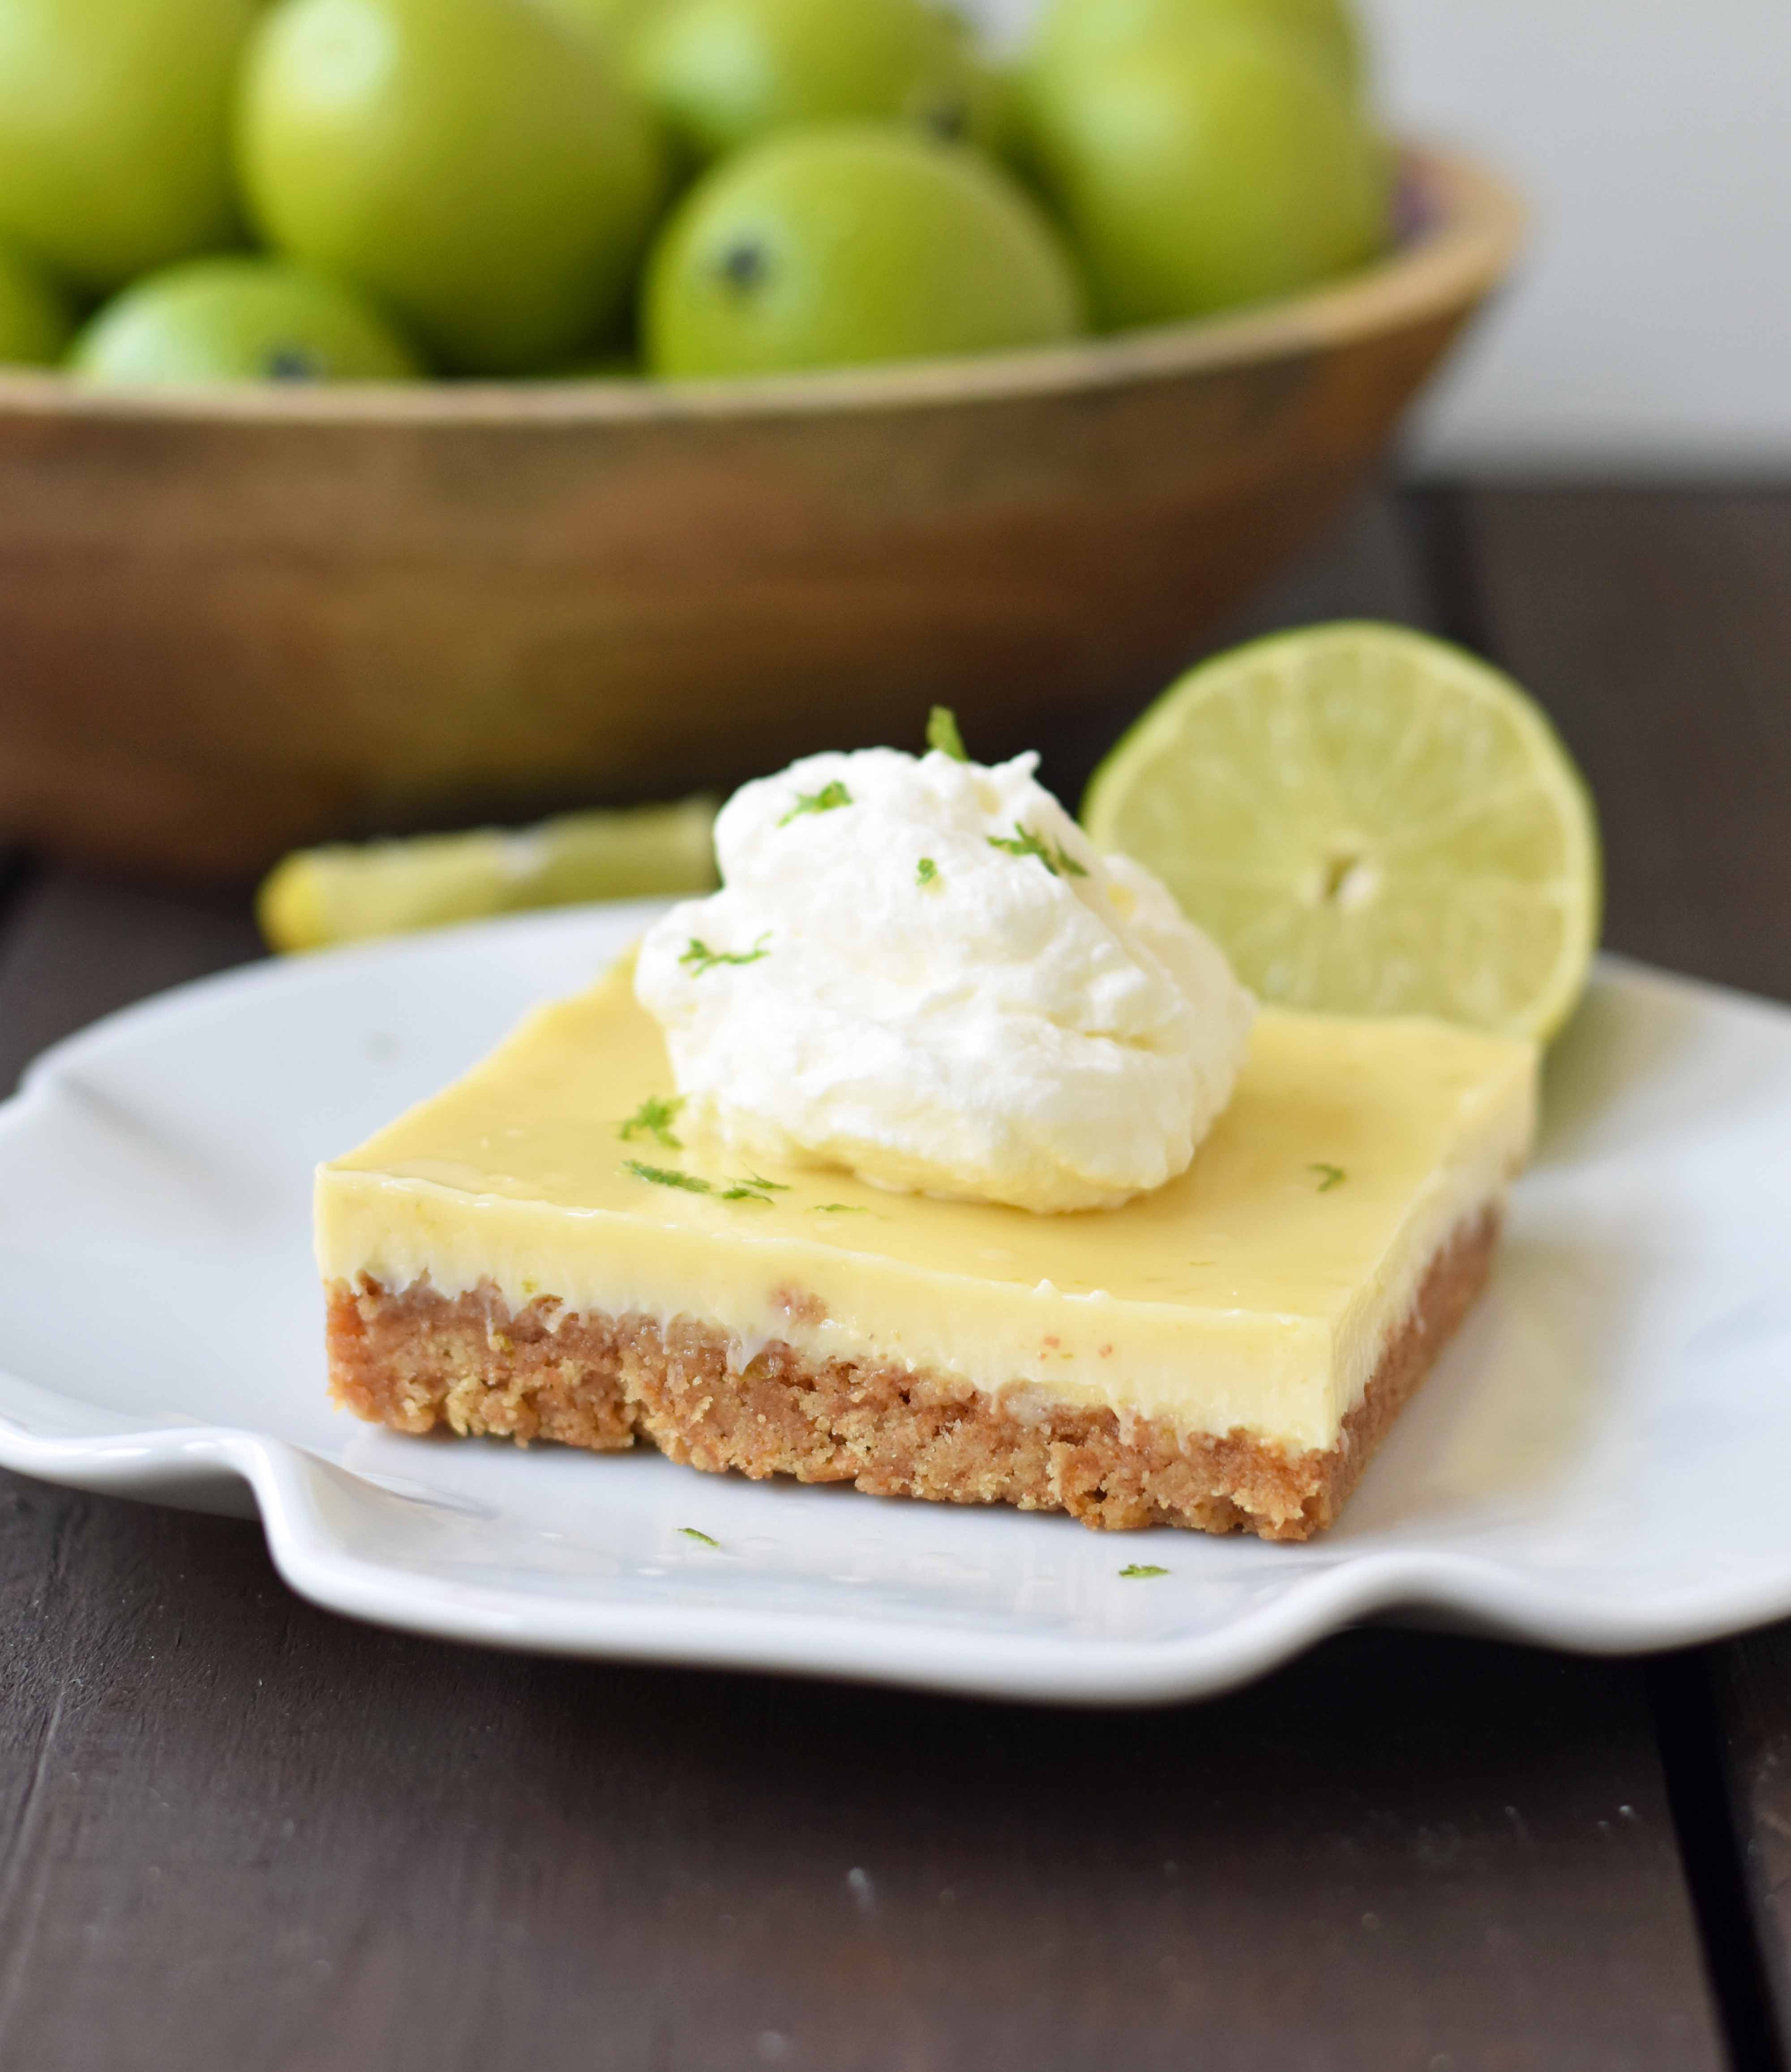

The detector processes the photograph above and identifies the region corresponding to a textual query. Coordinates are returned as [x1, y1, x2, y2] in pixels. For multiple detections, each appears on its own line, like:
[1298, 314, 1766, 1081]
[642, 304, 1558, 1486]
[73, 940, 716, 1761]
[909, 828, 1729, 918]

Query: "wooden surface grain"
[4, 485, 1789, 2070]
[1446, 483, 1791, 2071]
[0, 1489, 1725, 2072]
[1712, 1632, 1791, 2051]
[1435, 487, 1791, 1001]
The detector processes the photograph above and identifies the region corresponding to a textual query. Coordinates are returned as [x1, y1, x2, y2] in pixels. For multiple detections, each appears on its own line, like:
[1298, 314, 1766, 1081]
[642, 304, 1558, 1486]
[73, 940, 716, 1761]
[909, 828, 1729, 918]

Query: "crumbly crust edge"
[323, 1209, 1497, 1542]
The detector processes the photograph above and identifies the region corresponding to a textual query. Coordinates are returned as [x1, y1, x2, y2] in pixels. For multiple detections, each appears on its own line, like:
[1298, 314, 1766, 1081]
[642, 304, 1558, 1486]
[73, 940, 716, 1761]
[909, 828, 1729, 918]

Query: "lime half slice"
[1082, 623, 1601, 1041]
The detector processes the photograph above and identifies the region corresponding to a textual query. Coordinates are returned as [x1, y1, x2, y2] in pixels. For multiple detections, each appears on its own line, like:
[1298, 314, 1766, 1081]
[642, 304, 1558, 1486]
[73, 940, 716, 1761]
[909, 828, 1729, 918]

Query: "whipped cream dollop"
[633, 745, 1255, 1213]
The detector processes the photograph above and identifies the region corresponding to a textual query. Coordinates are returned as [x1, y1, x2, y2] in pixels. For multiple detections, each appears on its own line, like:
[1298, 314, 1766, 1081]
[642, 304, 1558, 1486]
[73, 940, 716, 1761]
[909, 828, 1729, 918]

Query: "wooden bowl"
[0, 145, 1521, 879]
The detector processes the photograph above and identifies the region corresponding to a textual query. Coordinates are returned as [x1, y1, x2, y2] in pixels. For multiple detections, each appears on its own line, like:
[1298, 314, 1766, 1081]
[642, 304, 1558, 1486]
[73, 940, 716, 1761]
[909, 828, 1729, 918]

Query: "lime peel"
[257, 796, 720, 954]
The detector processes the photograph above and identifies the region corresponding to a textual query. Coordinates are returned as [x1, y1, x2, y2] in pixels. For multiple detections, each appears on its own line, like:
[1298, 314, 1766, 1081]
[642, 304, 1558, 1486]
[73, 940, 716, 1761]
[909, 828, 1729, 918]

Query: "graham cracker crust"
[325, 1210, 1497, 1542]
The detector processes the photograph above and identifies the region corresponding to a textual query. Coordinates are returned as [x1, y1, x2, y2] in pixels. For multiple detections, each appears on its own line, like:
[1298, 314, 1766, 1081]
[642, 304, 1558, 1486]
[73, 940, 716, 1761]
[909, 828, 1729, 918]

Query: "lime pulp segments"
[1081, 623, 1601, 1041]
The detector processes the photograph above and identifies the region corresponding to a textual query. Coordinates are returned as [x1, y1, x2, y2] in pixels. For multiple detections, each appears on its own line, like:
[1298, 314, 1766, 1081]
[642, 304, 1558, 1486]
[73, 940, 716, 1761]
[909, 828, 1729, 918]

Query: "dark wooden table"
[3, 485, 1789, 2072]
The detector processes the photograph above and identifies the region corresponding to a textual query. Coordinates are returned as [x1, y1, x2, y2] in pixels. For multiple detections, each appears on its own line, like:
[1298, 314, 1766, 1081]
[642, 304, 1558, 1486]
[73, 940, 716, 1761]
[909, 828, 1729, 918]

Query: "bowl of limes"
[0, 0, 1521, 877]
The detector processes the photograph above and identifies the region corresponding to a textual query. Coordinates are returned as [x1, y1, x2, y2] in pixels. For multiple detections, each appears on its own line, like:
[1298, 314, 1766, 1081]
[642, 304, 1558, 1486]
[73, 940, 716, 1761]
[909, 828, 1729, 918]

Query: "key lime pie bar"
[318, 738, 1537, 1540]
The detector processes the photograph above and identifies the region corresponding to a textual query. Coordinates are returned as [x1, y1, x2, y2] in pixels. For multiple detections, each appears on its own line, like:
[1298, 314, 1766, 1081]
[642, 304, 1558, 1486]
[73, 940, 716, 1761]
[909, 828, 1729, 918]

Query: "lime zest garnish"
[927, 706, 968, 760]
[1311, 1163, 1347, 1193]
[720, 1172, 788, 1204]
[620, 1095, 684, 1150]
[625, 1160, 711, 1194]
[681, 933, 770, 975]
[987, 823, 1088, 879]
[917, 856, 939, 888]
[1120, 1564, 1170, 1579]
[779, 780, 853, 828]
[679, 1527, 721, 1548]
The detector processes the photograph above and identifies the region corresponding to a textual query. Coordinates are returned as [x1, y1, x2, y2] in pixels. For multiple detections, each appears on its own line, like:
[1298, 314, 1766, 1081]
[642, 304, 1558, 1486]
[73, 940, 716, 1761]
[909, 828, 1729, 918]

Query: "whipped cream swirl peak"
[633, 743, 1255, 1214]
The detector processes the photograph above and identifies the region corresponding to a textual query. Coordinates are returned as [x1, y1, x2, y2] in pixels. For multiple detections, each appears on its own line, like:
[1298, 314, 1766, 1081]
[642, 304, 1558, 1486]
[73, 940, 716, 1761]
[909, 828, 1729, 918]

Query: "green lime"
[962, 54, 1019, 163]
[257, 797, 720, 952]
[0, 236, 75, 364]
[642, 122, 1086, 377]
[630, 0, 996, 162]
[0, 0, 257, 293]
[237, 0, 669, 375]
[1018, 18, 1389, 326]
[70, 257, 424, 383]
[1082, 624, 1602, 1042]
[531, 0, 665, 54]
[1027, 0, 1365, 101]
[527, 350, 643, 378]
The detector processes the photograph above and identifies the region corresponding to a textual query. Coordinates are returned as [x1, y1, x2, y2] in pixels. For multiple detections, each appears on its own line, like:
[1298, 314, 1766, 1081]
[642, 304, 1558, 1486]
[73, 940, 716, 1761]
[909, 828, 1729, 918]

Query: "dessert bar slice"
[317, 960, 1535, 1541]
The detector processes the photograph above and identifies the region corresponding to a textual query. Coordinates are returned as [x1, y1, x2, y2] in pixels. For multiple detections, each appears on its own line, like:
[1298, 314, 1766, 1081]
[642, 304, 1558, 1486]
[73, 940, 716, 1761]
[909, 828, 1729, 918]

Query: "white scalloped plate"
[3, 903, 1790, 1706]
